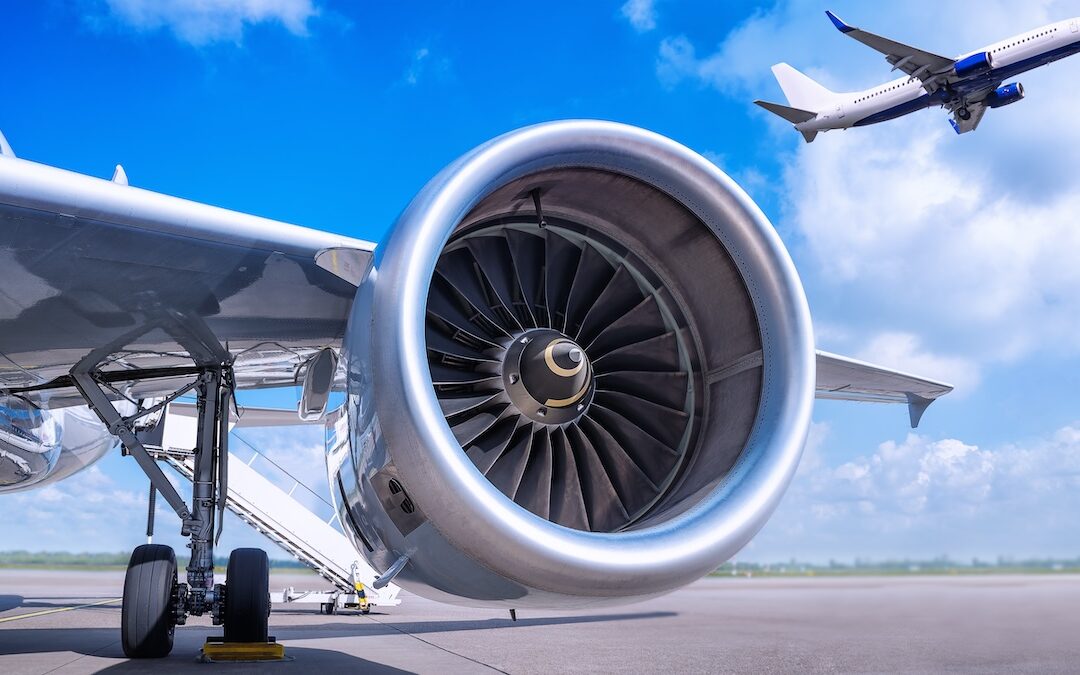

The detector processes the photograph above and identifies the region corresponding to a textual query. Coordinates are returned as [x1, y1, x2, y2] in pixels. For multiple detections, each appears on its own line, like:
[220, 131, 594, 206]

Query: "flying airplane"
[755, 11, 1080, 141]
[0, 121, 951, 658]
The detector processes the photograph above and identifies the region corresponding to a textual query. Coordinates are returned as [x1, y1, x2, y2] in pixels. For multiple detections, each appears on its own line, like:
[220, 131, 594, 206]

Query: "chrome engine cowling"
[332, 120, 815, 607]
[0, 397, 117, 493]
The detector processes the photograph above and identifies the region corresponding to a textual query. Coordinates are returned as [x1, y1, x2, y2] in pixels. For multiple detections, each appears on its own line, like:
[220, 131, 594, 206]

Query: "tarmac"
[1, 570, 1078, 673]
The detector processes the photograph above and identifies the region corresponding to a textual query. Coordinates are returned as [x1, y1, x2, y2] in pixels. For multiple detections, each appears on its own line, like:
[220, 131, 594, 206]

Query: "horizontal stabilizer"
[754, 100, 817, 124]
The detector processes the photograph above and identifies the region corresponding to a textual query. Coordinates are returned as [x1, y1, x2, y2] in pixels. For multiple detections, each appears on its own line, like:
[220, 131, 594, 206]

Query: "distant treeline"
[713, 556, 1080, 576]
[0, 550, 309, 569]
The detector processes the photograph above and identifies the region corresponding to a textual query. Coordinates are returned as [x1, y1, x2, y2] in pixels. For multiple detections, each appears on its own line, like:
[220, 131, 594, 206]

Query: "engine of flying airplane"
[333, 122, 814, 607]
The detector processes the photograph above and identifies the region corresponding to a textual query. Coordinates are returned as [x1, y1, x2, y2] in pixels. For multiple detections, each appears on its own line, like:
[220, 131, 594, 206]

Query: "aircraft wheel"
[224, 548, 270, 642]
[958, 107, 971, 121]
[121, 544, 177, 658]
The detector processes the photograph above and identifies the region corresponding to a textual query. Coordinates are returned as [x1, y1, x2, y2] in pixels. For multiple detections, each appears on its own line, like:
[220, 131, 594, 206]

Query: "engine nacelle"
[985, 82, 1025, 108]
[954, 51, 995, 79]
[0, 397, 115, 492]
[333, 121, 814, 608]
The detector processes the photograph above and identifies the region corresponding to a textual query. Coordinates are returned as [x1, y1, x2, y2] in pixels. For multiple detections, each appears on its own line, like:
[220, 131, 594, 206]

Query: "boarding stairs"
[149, 403, 401, 612]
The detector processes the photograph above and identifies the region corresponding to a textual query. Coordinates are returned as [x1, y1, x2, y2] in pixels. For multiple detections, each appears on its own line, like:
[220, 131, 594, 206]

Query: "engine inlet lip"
[374, 119, 816, 596]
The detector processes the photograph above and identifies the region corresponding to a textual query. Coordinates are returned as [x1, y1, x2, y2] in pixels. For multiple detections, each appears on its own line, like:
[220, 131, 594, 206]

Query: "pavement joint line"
[0, 598, 120, 624]
[362, 614, 509, 674]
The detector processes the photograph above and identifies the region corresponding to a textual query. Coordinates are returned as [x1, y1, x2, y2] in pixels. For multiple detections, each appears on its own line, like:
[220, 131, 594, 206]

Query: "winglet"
[905, 392, 935, 429]
[111, 164, 129, 186]
[0, 129, 14, 158]
[825, 10, 855, 34]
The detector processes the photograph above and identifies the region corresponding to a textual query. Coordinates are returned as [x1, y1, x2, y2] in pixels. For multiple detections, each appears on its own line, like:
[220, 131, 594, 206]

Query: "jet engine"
[333, 120, 815, 607]
[985, 82, 1025, 108]
[954, 52, 995, 78]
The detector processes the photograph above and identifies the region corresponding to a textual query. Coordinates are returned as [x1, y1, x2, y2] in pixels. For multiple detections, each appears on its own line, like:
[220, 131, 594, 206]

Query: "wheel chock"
[201, 636, 286, 662]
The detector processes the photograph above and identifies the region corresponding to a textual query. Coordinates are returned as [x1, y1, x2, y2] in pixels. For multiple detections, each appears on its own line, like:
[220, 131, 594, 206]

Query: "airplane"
[755, 11, 1080, 142]
[0, 120, 951, 658]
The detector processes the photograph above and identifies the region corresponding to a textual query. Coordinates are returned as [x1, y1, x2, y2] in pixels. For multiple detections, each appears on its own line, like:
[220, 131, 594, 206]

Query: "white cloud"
[97, 0, 319, 46]
[658, 0, 1080, 368]
[402, 46, 452, 86]
[749, 422, 1080, 561]
[621, 0, 657, 33]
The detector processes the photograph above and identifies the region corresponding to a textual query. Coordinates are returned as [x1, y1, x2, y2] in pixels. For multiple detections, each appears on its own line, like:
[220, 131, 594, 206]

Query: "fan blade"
[435, 248, 508, 330]
[516, 428, 553, 520]
[586, 294, 667, 358]
[563, 243, 615, 335]
[501, 229, 544, 328]
[450, 405, 508, 447]
[486, 426, 535, 499]
[575, 265, 645, 345]
[592, 331, 681, 373]
[465, 237, 526, 332]
[465, 416, 520, 474]
[429, 363, 501, 388]
[440, 392, 501, 418]
[428, 277, 508, 344]
[544, 231, 582, 331]
[595, 370, 689, 411]
[593, 391, 689, 449]
[577, 416, 658, 517]
[426, 327, 499, 364]
[548, 427, 591, 530]
[565, 424, 631, 531]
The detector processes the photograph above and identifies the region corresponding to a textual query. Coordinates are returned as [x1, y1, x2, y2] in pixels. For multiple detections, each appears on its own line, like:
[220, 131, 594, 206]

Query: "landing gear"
[121, 544, 177, 658]
[224, 548, 271, 643]
[73, 354, 273, 658]
[957, 107, 972, 121]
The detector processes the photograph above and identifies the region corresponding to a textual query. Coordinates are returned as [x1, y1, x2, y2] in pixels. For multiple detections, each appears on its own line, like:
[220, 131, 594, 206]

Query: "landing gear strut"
[74, 360, 270, 658]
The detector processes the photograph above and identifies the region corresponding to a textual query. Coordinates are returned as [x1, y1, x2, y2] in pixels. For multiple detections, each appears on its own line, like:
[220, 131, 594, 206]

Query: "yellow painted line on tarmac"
[0, 598, 120, 623]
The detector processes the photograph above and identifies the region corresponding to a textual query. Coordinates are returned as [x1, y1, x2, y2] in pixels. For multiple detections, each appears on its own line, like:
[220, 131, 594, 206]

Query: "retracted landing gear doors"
[72, 357, 270, 658]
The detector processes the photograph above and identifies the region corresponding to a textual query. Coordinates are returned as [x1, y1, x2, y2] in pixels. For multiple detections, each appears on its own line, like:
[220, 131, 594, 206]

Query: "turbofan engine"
[332, 120, 815, 607]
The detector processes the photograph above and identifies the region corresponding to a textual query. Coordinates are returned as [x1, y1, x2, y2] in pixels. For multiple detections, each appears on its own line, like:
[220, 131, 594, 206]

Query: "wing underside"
[0, 155, 374, 408]
[815, 350, 953, 427]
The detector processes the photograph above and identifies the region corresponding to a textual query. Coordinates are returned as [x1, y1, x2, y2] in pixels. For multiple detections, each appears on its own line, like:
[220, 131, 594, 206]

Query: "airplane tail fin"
[770, 63, 838, 110]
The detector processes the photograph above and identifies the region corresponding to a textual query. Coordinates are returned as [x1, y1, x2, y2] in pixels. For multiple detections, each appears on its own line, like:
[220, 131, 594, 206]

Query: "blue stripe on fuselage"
[852, 36, 1080, 127]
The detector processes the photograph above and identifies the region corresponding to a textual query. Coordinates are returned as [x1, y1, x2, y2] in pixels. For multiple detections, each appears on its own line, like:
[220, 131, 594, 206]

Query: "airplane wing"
[0, 153, 375, 409]
[815, 351, 953, 428]
[825, 11, 955, 91]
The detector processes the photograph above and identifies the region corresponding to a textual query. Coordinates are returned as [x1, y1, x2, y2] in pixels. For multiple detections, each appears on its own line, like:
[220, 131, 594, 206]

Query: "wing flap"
[815, 350, 953, 428]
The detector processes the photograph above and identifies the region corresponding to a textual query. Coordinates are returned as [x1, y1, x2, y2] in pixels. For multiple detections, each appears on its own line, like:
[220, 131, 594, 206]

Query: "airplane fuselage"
[800, 18, 1080, 133]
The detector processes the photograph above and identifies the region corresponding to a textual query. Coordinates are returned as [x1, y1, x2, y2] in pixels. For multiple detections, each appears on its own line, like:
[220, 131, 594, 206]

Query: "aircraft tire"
[958, 107, 971, 120]
[224, 548, 270, 642]
[121, 544, 177, 658]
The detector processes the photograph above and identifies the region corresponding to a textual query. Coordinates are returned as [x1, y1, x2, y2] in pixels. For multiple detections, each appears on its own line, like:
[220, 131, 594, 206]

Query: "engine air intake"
[427, 220, 700, 531]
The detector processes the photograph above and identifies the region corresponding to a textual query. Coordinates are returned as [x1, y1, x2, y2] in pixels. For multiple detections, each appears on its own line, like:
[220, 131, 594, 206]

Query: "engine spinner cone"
[503, 328, 593, 424]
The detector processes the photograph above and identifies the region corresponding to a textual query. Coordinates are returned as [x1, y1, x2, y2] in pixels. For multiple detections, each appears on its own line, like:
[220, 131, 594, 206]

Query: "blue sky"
[2, 0, 1080, 563]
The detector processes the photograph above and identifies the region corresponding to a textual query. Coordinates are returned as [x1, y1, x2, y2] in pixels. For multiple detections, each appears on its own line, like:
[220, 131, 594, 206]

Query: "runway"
[1, 570, 1078, 673]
